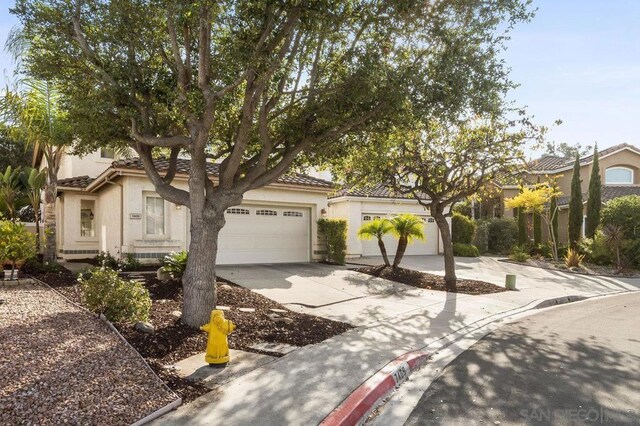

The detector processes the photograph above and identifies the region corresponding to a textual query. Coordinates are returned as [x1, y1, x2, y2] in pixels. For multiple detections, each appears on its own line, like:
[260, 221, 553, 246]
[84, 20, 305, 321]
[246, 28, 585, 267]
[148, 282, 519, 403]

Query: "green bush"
[95, 251, 119, 269]
[600, 195, 640, 239]
[0, 220, 36, 279]
[473, 220, 490, 254]
[81, 267, 151, 323]
[161, 251, 188, 279]
[120, 252, 142, 271]
[509, 245, 530, 262]
[22, 256, 62, 274]
[487, 218, 518, 254]
[530, 242, 552, 259]
[317, 218, 347, 265]
[453, 243, 479, 257]
[578, 232, 611, 265]
[621, 239, 640, 269]
[451, 212, 476, 244]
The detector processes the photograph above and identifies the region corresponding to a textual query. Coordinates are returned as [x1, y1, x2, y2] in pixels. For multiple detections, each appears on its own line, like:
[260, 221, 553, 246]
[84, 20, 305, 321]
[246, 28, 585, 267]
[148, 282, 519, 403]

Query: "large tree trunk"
[42, 169, 57, 264]
[393, 236, 408, 268]
[433, 212, 457, 292]
[181, 211, 225, 327]
[378, 238, 390, 266]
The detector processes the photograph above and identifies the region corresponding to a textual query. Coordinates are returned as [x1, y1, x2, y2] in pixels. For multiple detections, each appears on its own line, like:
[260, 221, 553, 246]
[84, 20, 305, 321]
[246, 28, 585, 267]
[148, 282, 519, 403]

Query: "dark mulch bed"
[355, 265, 508, 295]
[31, 268, 353, 403]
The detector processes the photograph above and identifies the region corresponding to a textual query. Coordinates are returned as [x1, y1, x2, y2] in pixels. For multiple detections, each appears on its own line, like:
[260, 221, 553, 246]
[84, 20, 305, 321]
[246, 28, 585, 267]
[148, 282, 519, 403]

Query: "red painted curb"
[320, 350, 430, 426]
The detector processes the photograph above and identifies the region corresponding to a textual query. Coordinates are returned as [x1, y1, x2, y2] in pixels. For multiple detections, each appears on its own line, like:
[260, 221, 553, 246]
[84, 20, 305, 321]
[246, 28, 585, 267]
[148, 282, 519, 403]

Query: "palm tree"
[20, 167, 46, 252]
[388, 213, 425, 268]
[1, 80, 73, 263]
[603, 224, 625, 271]
[0, 165, 22, 219]
[357, 219, 393, 266]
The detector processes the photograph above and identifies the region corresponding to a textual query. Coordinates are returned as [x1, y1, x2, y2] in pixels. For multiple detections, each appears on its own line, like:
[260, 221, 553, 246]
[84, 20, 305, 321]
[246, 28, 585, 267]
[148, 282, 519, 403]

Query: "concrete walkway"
[156, 256, 640, 426]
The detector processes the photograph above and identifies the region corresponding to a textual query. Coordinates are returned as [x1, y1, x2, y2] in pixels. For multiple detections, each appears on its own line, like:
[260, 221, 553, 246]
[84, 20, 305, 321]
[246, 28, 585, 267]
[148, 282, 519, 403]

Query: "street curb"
[320, 290, 637, 426]
[319, 351, 430, 426]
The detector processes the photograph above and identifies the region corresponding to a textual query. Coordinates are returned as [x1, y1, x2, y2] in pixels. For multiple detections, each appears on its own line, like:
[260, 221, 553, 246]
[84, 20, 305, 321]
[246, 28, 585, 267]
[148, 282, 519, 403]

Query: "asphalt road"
[405, 292, 640, 425]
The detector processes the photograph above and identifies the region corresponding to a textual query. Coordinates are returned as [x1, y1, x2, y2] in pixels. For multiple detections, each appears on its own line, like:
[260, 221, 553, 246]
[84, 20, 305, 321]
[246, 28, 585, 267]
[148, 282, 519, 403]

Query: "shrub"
[621, 239, 640, 269]
[120, 252, 141, 271]
[578, 232, 611, 265]
[509, 245, 530, 262]
[161, 250, 188, 279]
[453, 243, 479, 257]
[530, 242, 552, 259]
[564, 248, 585, 268]
[317, 218, 347, 265]
[487, 218, 518, 254]
[600, 195, 640, 239]
[473, 220, 490, 254]
[95, 251, 119, 269]
[81, 267, 151, 323]
[451, 212, 476, 244]
[0, 220, 36, 279]
[22, 256, 62, 274]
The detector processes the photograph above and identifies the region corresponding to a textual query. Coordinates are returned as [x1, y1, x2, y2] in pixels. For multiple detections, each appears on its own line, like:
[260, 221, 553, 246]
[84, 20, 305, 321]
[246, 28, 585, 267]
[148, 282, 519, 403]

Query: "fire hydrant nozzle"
[200, 309, 236, 365]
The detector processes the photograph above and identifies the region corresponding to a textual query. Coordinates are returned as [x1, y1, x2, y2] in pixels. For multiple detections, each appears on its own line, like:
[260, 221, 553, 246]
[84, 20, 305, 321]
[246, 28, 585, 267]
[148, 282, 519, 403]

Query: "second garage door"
[216, 204, 311, 264]
[360, 214, 439, 256]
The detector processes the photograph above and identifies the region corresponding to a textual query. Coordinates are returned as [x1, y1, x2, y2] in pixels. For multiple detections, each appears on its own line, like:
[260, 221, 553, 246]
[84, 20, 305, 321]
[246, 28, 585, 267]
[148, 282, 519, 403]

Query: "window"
[146, 196, 165, 235]
[605, 167, 634, 185]
[226, 208, 250, 215]
[427, 218, 435, 223]
[373, 216, 381, 220]
[362, 215, 372, 221]
[100, 148, 115, 159]
[80, 200, 95, 237]
[283, 211, 303, 217]
[256, 209, 277, 216]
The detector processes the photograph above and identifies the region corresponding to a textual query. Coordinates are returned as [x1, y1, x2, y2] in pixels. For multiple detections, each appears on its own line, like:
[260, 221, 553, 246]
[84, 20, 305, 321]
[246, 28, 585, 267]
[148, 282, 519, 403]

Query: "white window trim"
[605, 166, 634, 185]
[144, 194, 168, 239]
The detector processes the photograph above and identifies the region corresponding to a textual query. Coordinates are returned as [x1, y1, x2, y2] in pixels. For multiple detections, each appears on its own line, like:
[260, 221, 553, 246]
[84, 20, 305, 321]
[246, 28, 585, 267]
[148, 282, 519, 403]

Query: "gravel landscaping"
[0, 282, 177, 425]
[31, 267, 354, 403]
[355, 265, 509, 295]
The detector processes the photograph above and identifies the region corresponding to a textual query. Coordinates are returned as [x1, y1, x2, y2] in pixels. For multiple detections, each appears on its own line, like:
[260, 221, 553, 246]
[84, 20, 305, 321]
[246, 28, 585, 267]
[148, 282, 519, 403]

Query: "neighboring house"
[495, 143, 640, 243]
[39, 150, 443, 263]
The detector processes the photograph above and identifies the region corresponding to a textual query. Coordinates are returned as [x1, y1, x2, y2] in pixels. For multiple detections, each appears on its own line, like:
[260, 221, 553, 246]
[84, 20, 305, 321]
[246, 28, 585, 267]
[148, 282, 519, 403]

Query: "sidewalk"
[155, 257, 640, 426]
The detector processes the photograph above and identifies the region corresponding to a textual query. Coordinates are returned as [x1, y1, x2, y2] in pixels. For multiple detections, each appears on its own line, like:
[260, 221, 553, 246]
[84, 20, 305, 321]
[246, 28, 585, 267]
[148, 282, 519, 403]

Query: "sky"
[1, 1, 639, 160]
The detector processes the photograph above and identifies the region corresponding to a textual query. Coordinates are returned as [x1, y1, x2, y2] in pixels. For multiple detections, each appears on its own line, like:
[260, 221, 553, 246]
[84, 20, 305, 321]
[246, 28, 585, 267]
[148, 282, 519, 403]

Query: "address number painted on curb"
[391, 362, 410, 386]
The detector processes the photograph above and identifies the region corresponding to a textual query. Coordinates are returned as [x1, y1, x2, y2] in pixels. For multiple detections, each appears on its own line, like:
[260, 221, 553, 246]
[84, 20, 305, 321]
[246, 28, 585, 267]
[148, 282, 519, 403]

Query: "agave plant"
[161, 251, 188, 279]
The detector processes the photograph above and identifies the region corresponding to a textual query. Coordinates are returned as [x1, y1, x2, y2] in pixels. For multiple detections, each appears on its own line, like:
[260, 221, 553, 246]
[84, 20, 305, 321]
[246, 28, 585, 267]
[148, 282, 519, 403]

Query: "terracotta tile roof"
[57, 175, 95, 189]
[111, 157, 333, 189]
[557, 185, 640, 207]
[528, 143, 640, 173]
[328, 183, 428, 200]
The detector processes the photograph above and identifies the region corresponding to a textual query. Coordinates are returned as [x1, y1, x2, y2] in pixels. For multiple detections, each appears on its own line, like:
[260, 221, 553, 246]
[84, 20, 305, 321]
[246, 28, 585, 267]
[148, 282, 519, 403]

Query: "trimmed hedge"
[451, 212, 476, 244]
[487, 217, 518, 254]
[453, 243, 479, 257]
[317, 218, 347, 265]
[473, 220, 490, 254]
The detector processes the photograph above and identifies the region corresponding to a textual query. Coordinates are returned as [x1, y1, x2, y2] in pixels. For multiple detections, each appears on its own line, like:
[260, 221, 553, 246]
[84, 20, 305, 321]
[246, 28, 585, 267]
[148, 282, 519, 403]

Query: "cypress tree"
[585, 145, 601, 238]
[568, 151, 583, 248]
[533, 176, 542, 245]
[550, 187, 559, 249]
[518, 207, 527, 245]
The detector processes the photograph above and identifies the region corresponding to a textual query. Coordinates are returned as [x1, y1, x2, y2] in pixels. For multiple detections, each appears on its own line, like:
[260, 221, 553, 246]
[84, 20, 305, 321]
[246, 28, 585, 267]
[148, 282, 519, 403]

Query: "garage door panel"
[216, 205, 310, 264]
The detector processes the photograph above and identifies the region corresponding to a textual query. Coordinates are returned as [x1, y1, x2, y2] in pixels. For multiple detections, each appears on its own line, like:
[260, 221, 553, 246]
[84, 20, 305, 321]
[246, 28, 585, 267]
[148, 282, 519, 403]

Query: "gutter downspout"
[104, 172, 124, 257]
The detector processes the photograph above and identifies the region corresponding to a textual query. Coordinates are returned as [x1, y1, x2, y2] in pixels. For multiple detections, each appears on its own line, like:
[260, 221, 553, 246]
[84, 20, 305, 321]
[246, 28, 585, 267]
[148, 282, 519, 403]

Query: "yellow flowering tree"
[505, 181, 562, 260]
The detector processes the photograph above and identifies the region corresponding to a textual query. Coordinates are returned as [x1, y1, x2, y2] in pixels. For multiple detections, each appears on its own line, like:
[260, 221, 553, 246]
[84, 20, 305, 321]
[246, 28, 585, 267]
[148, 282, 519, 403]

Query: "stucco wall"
[59, 174, 330, 263]
[328, 197, 446, 257]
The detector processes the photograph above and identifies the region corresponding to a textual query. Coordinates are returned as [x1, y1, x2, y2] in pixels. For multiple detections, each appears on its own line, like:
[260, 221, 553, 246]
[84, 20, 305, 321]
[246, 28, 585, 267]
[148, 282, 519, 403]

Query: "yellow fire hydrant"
[200, 309, 236, 365]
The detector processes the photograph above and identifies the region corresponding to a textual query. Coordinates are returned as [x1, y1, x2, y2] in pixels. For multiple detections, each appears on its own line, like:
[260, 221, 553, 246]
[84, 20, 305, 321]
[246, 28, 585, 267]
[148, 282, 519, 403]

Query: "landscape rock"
[156, 267, 171, 281]
[218, 284, 232, 291]
[238, 307, 255, 313]
[269, 308, 287, 314]
[171, 310, 182, 318]
[216, 305, 230, 311]
[135, 321, 155, 334]
[273, 317, 294, 325]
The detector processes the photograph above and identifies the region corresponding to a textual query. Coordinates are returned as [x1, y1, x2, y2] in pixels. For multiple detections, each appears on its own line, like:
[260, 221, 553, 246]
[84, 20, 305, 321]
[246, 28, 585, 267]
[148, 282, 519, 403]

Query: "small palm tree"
[388, 214, 425, 268]
[0, 166, 22, 219]
[20, 167, 47, 252]
[357, 219, 393, 266]
[603, 224, 625, 270]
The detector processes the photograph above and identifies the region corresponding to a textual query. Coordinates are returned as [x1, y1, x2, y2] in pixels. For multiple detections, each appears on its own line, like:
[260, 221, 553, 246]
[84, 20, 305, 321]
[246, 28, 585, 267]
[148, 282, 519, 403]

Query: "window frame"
[605, 166, 634, 185]
[100, 147, 116, 159]
[79, 199, 96, 239]
[144, 194, 167, 238]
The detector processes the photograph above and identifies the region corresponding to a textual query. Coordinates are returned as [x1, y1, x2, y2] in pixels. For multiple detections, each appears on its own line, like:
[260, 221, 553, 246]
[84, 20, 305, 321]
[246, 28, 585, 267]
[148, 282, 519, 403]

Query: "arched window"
[605, 167, 634, 185]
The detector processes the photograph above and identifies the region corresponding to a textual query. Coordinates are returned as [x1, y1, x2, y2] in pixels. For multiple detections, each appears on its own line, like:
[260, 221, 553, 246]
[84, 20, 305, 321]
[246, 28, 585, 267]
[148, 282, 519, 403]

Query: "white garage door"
[360, 214, 439, 256]
[216, 205, 310, 264]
